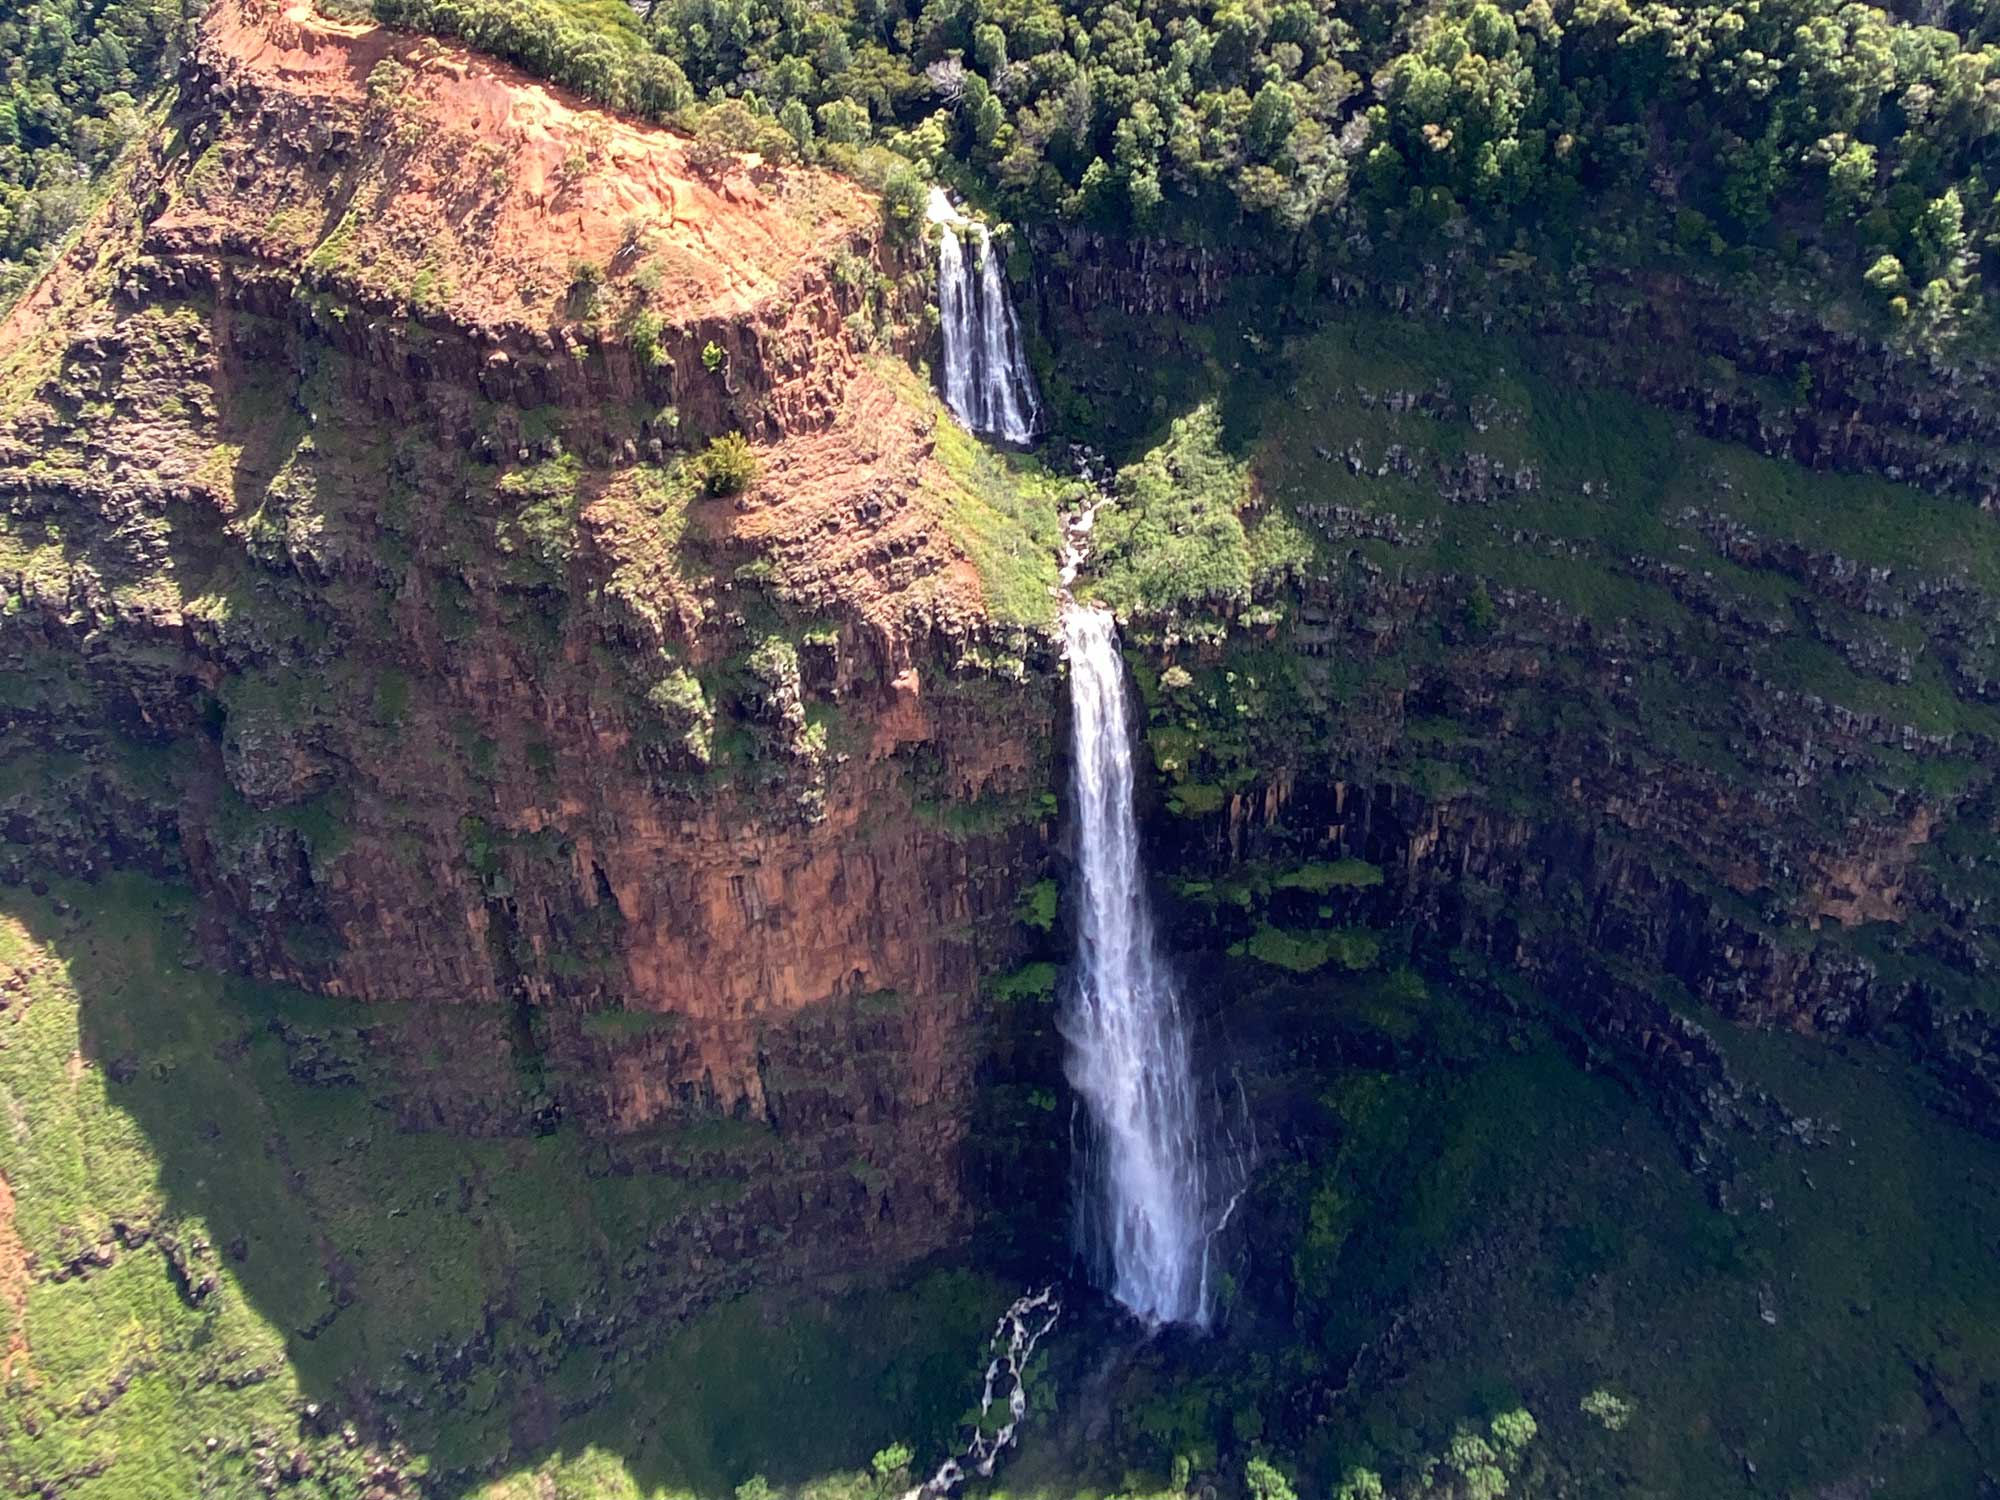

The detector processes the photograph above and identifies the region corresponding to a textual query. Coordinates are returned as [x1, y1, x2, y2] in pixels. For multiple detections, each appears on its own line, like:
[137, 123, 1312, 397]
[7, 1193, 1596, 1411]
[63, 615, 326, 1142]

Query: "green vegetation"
[371, 0, 693, 121]
[1086, 402, 1309, 619]
[988, 959, 1060, 1002]
[1276, 860, 1383, 894]
[1255, 1411, 1537, 1500]
[0, 0, 191, 301]
[694, 432, 759, 496]
[496, 453, 584, 573]
[470, 1271, 994, 1499]
[647, 666, 715, 764]
[1015, 877, 1058, 931]
[597, 460, 705, 633]
[1243, 1456, 1296, 1500]
[1240, 922, 1379, 974]
[872, 357, 1068, 627]
[1088, 403, 1252, 615]
[625, 305, 671, 368]
[0, 877, 1006, 1498]
[1087, 298, 2000, 933]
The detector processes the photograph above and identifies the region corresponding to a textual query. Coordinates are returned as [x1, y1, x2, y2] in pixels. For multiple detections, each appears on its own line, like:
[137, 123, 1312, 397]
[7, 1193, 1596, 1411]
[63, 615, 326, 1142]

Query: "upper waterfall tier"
[929, 188, 1042, 446]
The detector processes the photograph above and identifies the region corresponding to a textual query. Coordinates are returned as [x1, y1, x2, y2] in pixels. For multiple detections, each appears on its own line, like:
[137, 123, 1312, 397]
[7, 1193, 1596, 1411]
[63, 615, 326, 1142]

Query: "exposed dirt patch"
[188, 0, 875, 328]
[1808, 805, 1935, 927]
[729, 374, 988, 642]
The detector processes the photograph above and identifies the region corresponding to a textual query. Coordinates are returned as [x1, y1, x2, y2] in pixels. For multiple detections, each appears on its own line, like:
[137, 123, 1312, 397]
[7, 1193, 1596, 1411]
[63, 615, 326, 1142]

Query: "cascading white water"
[929, 188, 1041, 444]
[1061, 601, 1219, 1328]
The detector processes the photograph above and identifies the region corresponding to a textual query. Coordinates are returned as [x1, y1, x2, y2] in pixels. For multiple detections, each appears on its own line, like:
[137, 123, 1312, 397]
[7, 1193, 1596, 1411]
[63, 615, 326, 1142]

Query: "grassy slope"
[1075, 296, 2000, 724]
[871, 356, 1070, 632]
[0, 877, 1003, 1498]
[1255, 316, 2000, 721]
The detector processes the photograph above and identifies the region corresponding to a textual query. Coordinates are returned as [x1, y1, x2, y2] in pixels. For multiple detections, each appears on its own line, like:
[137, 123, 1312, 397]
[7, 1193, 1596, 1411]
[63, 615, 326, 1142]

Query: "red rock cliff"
[0, 0, 1061, 1275]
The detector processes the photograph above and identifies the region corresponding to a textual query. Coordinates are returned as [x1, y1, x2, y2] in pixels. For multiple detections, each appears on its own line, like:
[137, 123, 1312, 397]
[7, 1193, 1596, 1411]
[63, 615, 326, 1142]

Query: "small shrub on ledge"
[696, 433, 758, 496]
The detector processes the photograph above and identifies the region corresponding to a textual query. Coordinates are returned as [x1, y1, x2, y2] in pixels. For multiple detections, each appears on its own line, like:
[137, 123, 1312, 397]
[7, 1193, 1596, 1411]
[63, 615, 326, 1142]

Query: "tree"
[965, 74, 1006, 149]
[630, 53, 694, 118]
[695, 433, 759, 495]
[1243, 1457, 1296, 1500]
[624, 306, 670, 368]
[1579, 1388, 1633, 1431]
[1246, 80, 1298, 159]
[686, 98, 798, 177]
[778, 96, 816, 160]
[1490, 1408, 1537, 1455]
[871, 1442, 914, 1497]
[1864, 252, 1908, 296]
[1914, 187, 1967, 278]
[816, 98, 871, 144]
[1822, 137, 1877, 221]
[879, 164, 928, 237]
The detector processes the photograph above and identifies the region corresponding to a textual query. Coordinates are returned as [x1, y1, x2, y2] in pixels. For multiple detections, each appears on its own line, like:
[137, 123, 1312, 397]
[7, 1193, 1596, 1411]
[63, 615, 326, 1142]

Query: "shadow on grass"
[0, 873, 1044, 1498]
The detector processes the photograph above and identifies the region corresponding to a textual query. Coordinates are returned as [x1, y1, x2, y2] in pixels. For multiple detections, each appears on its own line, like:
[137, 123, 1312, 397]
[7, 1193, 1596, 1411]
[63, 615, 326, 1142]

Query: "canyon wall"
[1023, 228, 2000, 1134]
[0, 0, 1063, 1307]
[6, 1, 1998, 1459]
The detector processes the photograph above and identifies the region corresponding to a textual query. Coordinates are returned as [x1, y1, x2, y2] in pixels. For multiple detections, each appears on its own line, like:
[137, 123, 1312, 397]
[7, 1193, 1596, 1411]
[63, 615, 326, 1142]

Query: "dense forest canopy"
[8, 0, 2000, 326]
[0, 0, 195, 295]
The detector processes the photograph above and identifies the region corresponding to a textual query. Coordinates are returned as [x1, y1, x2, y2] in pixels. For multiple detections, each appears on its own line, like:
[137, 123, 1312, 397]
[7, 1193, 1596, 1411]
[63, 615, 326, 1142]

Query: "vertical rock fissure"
[1060, 600, 1233, 1328]
[929, 188, 1041, 444]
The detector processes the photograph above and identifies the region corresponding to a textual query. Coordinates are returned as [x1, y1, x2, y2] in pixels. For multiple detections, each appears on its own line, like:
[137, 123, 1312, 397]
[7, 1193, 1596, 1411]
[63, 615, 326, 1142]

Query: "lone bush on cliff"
[624, 305, 670, 368]
[1244, 1457, 1297, 1500]
[870, 1444, 914, 1496]
[695, 433, 758, 495]
[496, 454, 583, 570]
[647, 669, 714, 765]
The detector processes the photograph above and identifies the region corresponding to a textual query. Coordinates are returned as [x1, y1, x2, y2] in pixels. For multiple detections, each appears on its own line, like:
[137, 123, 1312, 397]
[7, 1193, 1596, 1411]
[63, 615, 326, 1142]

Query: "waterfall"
[1061, 601, 1233, 1328]
[929, 188, 1041, 445]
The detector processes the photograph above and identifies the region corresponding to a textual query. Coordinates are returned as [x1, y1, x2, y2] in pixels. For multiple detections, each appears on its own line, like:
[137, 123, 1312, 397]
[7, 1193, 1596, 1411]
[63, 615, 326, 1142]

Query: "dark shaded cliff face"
[969, 236, 2000, 1500]
[1030, 226, 2000, 508]
[1029, 235, 1999, 1096]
